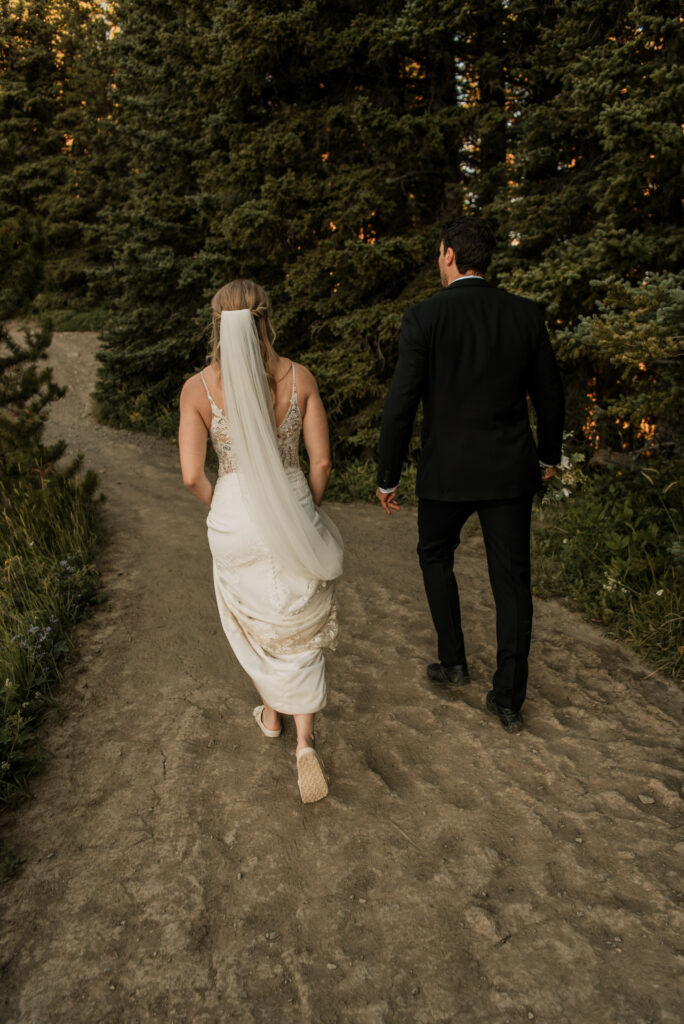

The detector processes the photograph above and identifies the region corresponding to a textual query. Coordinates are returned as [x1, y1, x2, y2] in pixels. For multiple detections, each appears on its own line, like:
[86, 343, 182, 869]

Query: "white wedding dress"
[201, 362, 340, 714]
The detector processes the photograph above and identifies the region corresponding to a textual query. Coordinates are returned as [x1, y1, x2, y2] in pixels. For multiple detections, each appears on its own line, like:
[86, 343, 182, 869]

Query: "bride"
[178, 280, 343, 803]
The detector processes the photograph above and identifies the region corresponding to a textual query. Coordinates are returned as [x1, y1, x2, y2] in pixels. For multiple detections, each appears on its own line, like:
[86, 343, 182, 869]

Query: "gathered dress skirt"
[206, 467, 337, 715]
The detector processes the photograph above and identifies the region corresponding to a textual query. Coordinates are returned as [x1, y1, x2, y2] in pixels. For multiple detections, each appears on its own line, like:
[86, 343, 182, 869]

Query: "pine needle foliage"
[485, 0, 684, 453]
[0, 0, 111, 319]
[556, 271, 684, 453]
[93, 0, 683, 463]
[92, 0, 216, 432]
[94, 0, 466, 449]
[493, 0, 683, 316]
[0, 0, 60, 316]
[0, 321, 65, 478]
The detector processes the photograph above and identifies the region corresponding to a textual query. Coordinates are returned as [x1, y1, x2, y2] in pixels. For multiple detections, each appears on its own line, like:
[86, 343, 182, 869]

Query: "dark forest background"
[1, 0, 682, 685]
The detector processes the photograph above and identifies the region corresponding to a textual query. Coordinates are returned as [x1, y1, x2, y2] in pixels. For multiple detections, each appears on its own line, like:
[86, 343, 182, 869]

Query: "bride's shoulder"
[180, 366, 213, 404]
[292, 361, 319, 393]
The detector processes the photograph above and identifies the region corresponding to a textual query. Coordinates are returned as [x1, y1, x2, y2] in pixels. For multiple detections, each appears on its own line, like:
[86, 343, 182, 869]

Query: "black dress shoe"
[427, 662, 470, 686]
[486, 690, 523, 733]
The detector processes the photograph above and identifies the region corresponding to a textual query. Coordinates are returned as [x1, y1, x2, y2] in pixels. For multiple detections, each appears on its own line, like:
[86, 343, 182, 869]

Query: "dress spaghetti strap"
[200, 370, 222, 416]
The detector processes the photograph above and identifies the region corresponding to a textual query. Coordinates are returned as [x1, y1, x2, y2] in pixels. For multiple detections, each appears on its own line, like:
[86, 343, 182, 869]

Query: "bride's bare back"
[179, 355, 332, 507]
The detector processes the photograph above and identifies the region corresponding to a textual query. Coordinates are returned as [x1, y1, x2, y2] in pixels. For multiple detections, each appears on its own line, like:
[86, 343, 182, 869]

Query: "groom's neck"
[445, 268, 483, 286]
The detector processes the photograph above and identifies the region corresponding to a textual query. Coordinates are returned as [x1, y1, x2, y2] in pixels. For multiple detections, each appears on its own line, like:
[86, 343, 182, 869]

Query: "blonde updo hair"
[210, 279, 279, 407]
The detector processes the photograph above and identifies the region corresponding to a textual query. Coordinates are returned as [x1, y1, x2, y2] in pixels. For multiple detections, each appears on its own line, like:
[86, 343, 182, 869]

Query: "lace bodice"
[200, 365, 302, 477]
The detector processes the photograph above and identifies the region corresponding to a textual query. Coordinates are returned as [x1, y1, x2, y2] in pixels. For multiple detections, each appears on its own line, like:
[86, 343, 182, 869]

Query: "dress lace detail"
[200, 366, 301, 477]
[255, 591, 339, 655]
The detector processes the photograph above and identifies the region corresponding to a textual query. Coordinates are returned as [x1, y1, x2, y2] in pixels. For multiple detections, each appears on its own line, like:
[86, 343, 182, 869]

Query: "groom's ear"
[445, 246, 456, 266]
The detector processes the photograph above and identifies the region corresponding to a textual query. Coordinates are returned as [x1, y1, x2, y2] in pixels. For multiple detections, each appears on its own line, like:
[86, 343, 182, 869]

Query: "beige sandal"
[252, 705, 282, 738]
[296, 745, 329, 803]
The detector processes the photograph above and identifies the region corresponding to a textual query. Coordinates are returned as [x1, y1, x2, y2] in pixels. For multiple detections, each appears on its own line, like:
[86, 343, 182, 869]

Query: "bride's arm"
[299, 366, 332, 506]
[178, 378, 214, 507]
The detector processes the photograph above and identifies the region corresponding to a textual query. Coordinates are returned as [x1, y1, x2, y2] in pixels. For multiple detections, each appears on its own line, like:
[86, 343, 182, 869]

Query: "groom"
[376, 217, 565, 733]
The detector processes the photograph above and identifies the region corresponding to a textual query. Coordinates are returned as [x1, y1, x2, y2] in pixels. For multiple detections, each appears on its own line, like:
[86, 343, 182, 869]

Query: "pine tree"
[94, 0, 683, 458]
[203, 0, 466, 459]
[93, 0, 215, 431]
[96, 0, 466, 451]
[0, 0, 61, 316]
[486, 0, 683, 451]
[41, 1, 112, 311]
[0, 1, 112, 318]
[494, 0, 683, 318]
[558, 270, 684, 452]
[0, 322, 65, 481]
[450, 0, 509, 216]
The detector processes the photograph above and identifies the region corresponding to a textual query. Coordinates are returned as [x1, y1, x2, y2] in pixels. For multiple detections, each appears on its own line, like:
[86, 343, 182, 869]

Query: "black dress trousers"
[417, 494, 533, 711]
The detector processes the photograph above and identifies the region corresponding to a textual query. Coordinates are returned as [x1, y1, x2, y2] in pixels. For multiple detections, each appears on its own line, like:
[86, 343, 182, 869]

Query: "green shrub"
[532, 459, 683, 680]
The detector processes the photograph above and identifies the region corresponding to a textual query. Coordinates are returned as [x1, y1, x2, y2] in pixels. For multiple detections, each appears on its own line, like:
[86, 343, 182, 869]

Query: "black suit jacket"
[377, 278, 565, 501]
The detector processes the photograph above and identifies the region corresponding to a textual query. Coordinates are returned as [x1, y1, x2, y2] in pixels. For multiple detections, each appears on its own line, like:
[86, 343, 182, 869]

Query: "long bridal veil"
[219, 309, 344, 583]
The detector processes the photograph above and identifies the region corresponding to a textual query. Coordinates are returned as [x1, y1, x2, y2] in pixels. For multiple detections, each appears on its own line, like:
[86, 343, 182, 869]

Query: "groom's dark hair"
[440, 217, 496, 275]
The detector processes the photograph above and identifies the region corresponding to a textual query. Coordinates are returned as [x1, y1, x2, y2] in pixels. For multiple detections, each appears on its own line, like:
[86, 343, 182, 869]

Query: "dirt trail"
[1, 331, 682, 1024]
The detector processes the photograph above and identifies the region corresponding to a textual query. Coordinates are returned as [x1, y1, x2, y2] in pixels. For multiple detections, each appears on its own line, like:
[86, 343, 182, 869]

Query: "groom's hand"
[376, 488, 401, 515]
[541, 466, 557, 482]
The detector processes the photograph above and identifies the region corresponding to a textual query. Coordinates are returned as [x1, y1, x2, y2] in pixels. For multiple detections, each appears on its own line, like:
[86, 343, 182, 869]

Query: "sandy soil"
[0, 331, 682, 1024]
